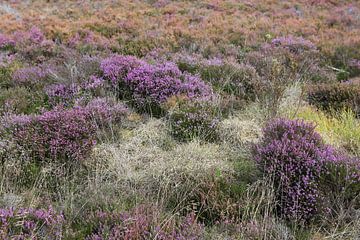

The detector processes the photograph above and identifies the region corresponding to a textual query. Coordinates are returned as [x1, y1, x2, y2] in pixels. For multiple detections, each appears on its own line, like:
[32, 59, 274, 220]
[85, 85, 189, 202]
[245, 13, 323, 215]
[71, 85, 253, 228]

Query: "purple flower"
[100, 55, 146, 85]
[0, 34, 15, 49]
[12, 66, 49, 86]
[0, 206, 64, 239]
[254, 118, 360, 222]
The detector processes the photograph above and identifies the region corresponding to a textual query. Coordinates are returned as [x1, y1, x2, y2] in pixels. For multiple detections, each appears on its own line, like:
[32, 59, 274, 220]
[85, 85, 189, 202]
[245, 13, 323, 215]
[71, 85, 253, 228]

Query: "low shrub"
[12, 65, 49, 88]
[0, 206, 64, 239]
[100, 54, 145, 87]
[254, 119, 331, 222]
[101, 55, 213, 115]
[306, 83, 360, 116]
[254, 118, 360, 223]
[83, 97, 129, 131]
[0, 34, 15, 50]
[167, 98, 220, 142]
[0, 86, 46, 114]
[320, 155, 360, 216]
[13, 27, 56, 62]
[7, 106, 97, 162]
[45, 83, 79, 107]
[200, 62, 259, 102]
[86, 205, 204, 240]
[0, 65, 13, 89]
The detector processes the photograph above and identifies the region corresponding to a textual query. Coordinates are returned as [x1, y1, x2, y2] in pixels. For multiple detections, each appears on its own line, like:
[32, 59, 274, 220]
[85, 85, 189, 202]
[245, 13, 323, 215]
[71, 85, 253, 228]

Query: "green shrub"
[0, 66, 13, 89]
[117, 38, 156, 57]
[0, 87, 47, 114]
[166, 97, 220, 142]
[329, 45, 360, 79]
[201, 63, 258, 99]
[306, 83, 360, 116]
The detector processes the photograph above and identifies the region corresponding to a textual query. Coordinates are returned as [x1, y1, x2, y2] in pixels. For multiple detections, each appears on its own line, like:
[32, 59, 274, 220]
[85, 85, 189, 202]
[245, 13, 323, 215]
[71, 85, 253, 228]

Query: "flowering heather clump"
[83, 97, 129, 128]
[125, 61, 213, 112]
[12, 27, 55, 62]
[253, 119, 335, 221]
[12, 65, 49, 87]
[9, 106, 97, 162]
[254, 118, 360, 222]
[101, 55, 213, 114]
[0, 33, 15, 50]
[86, 205, 204, 240]
[0, 206, 64, 239]
[100, 54, 145, 86]
[45, 83, 79, 107]
[83, 75, 105, 91]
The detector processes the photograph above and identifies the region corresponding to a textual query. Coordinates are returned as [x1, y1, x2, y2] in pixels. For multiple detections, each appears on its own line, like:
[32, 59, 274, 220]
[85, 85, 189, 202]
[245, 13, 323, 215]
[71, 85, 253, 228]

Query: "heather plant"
[45, 83, 79, 107]
[7, 106, 97, 163]
[254, 118, 360, 223]
[101, 55, 213, 115]
[12, 65, 49, 88]
[13, 27, 56, 62]
[0, 33, 15, 51]
[253, 119, 333, 222]
[244, 37, 318, 117]
[0, 65, 14, 89]
[85, 206, 204, 240]
[81, 98, 130, 141]
[167, 98, 220, 142]
[100, 54, 146, 87]
[0, 206, 64, 239]
[68, 30, 111, 53]
[200, 62, 259, 103]
[306, 82, 360, 117]
[0, 86, 46, 114]
[320, 154, 360, 219]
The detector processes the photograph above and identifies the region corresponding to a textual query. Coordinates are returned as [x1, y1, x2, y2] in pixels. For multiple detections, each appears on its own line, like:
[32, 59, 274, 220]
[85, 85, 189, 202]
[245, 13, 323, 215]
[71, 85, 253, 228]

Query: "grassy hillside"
[0, 0, 359, 239]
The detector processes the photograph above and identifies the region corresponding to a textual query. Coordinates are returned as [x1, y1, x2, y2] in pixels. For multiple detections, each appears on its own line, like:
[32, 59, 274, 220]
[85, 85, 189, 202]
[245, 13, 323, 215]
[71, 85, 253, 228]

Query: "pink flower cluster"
[0, 206, 64, 239]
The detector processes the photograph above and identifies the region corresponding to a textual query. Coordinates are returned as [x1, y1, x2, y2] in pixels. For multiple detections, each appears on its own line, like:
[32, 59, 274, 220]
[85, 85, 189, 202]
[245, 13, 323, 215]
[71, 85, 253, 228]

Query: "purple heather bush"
[100, 54, 146, 86]
[0, 33, 15, 50]
[82, 97, 129, 129]
[86, 205, 204, 240]
[5, 97, 130, 162]
[100, 55, 213, 114]
[12, 65, 49, 87]
[0, 206, 64, 239]
[45, 83, 79, 107]
[12, 27, 55, 62]
[254, 119, 330, 221]
[8, 106, 97, 162]
[254, 118, 360, 222]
